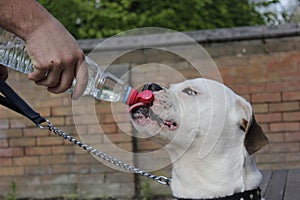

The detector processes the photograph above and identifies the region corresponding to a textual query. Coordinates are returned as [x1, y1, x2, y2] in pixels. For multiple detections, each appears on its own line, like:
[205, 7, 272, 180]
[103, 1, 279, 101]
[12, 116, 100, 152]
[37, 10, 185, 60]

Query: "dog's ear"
[236, 97, 269, 155]
[243, 115, 269, 155]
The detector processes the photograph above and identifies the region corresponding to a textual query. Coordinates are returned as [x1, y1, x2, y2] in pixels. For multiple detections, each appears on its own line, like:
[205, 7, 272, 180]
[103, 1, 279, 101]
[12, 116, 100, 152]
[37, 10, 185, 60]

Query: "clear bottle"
[0, 29, 154, 105]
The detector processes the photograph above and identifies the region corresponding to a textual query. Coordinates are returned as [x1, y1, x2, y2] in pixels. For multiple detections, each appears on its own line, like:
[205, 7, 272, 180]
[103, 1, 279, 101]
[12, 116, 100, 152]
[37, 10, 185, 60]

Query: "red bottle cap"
[137, 90, 154, 104]
[126, 88, 154, 106]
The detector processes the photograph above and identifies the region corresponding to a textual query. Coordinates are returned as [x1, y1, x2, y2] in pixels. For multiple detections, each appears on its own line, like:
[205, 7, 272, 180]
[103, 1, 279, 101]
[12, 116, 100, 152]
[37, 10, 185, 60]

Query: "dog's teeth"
[164, 120, 178, 130]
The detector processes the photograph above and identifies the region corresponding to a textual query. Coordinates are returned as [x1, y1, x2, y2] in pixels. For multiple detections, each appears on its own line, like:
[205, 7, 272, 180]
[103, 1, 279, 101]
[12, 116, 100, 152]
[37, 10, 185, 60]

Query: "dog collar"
[176, 187, 262, 200]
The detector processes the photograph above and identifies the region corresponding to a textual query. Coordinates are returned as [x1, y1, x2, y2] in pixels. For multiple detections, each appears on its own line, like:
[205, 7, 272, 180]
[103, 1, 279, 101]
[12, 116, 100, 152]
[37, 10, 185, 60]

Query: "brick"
[69, 115, 98, 125]
[74, 154, 99, 164]
[23, 127, 50, 137]
[36, 107, 51, 117]
[33, 97, 64, 107]
[0, 139, 8, 147]
[40, 155, 68, 165]
[283, 111, 300, 121]
[51, 106, 73, 116]
[46, 117, 65, 126]
[52, 164, 75, 174]
[117, 143, 133, 151]
[0, 119, 9, 129]
[0, 166, 24, 176]
[269, 142, 299, 153]
[87, 124, 104, 134]
[282, 80, 300, 92]
[267, 133, 285, 143]
[105, 133, 132, 143]
[99, 114, 115, 123]
[117, 122, 133, 133]
[137, 140, 162, 151]
[102, 124, 117, 134]
[113, 113, 131, 123]
[9, 118, 35, 128]
[65, 116, 75, 125]
[285, 152, 300, 162]
[77, 134, 102, 146]
[51, 146, 75, 154]
[25, 165, 52, 175]
[269, 102, 299, 112]
[0, 147, 23, 157]
[256, 113, 282, 123]
[13, 156, 39, 166]
[95, 103, 113, 113]
[252, 103, 268, 113]
[0, 129, 23, 138]
[285, 132, 300, 142]
[106, 173, 134, 183]
[251, 92, 281, 103]
[9, 137, 36, 147]
[74, 125, 88, 135]
[25, 146, 51, 156]
[0, 107, 26, 119]
[255, 153, 285, 163]
[37, 136, 63, 146]
[0, 158, 12, 166]
[259, 123, 270, 133]
[270, 122, 299, 132]
[283, 91, 300, 101]
[72, 104, 99, 115]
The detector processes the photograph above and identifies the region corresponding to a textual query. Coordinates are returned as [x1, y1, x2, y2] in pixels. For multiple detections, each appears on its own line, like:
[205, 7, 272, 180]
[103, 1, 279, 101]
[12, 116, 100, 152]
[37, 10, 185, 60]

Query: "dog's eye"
[182, 88, 198, 96]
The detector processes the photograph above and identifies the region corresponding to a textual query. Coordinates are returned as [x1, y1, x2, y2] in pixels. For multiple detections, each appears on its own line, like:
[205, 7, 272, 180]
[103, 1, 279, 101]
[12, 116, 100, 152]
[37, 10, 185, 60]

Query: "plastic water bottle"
[0, 30, 154, 106]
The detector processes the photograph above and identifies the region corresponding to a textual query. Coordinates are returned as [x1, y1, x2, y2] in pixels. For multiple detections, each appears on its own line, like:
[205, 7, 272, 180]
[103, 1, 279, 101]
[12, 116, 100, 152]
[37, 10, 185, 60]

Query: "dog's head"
[130, 78, 268, 156]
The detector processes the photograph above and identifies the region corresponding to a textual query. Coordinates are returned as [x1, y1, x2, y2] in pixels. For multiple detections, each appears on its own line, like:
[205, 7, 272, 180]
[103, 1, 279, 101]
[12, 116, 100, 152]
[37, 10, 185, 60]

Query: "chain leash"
[0, 80, 171, 185]
[38, 119, 171, 186]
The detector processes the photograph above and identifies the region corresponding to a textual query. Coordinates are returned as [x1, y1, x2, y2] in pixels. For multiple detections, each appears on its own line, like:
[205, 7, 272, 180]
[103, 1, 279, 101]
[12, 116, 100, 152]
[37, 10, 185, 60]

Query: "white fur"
[131, 78, 263, 199]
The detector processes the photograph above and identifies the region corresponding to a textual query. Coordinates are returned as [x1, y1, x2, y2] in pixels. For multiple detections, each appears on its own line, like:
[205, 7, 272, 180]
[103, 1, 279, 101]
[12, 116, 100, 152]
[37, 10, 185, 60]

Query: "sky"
[252, 0, 299, 23]
[277, 0, 298, 14]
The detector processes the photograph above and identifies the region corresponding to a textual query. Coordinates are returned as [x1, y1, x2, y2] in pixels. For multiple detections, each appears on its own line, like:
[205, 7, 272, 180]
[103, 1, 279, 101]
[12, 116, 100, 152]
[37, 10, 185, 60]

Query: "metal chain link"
[38, 119, 171, 186]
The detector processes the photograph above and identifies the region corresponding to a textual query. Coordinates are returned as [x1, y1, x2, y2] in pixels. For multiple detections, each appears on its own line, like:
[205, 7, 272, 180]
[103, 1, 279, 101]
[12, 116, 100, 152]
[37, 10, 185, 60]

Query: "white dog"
[130, 78, 268, 200]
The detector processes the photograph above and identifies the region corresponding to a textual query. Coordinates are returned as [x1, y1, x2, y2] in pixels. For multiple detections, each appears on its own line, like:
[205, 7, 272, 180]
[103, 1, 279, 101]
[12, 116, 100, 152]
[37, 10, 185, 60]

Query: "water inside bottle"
[94, 78, 125, 102]
[95, 87, 121, 102]
[0, 45, 34, 74]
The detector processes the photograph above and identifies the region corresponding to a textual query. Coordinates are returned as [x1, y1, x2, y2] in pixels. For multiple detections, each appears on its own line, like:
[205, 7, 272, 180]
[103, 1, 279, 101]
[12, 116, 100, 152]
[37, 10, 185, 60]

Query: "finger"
[35, 66, 63, 87]
[28, 66, 49, 81]
[71, 59, 88, 100]
[47, 65, 74, 94]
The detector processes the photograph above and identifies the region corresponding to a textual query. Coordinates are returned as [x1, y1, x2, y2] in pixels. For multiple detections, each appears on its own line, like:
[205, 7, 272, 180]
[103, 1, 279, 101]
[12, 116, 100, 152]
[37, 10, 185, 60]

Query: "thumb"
[71, 59, 88, 100]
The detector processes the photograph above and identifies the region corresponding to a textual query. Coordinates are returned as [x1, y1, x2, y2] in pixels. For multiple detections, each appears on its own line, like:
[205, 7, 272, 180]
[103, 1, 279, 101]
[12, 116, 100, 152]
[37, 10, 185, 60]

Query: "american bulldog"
[130, 78, 268, 200]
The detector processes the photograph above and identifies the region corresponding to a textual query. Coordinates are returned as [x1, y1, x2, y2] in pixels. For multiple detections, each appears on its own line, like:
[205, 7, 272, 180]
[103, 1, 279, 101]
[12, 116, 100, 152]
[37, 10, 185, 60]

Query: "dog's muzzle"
[130, 83, 178, 130]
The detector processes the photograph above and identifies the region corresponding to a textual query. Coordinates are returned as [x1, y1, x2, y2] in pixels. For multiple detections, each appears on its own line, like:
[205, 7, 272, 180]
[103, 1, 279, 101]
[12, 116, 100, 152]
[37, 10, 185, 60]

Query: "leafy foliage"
[6, 181, 17, 200]
[38, 0, 283, 39]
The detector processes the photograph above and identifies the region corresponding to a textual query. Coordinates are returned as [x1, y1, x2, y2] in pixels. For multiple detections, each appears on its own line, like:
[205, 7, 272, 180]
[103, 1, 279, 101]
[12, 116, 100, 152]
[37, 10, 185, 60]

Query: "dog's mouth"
[130, 83, 178, 131]
[131, 105, 178, 130]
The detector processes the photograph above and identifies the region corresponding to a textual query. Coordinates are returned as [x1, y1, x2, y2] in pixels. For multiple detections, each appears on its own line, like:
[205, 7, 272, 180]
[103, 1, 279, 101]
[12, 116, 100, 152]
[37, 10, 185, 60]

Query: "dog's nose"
[142, 83, 163, 92]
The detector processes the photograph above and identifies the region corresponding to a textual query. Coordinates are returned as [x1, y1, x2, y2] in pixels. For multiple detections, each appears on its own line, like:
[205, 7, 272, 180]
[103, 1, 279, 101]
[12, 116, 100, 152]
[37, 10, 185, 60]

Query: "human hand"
[0, 64, 8, 81]
[25, 17, 87, 99]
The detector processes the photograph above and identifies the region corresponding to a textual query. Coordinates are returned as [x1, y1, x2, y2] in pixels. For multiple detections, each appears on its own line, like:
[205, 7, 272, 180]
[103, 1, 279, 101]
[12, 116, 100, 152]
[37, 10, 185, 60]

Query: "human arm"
[0, 0, 87, 99]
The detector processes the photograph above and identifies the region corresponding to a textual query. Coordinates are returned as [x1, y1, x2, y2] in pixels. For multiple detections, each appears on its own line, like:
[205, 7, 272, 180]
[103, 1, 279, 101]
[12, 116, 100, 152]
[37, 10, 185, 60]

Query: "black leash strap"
[0, 79, 46, 126]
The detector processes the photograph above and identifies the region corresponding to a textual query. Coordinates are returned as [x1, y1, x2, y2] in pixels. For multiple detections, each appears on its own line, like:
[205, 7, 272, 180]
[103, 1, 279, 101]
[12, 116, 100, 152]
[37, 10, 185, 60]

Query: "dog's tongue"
[127, 89, 154, 112]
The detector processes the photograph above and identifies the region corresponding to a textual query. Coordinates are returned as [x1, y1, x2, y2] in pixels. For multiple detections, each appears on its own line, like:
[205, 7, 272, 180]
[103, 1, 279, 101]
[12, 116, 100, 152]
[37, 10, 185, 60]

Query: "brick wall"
[0, 23, 300, 198]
